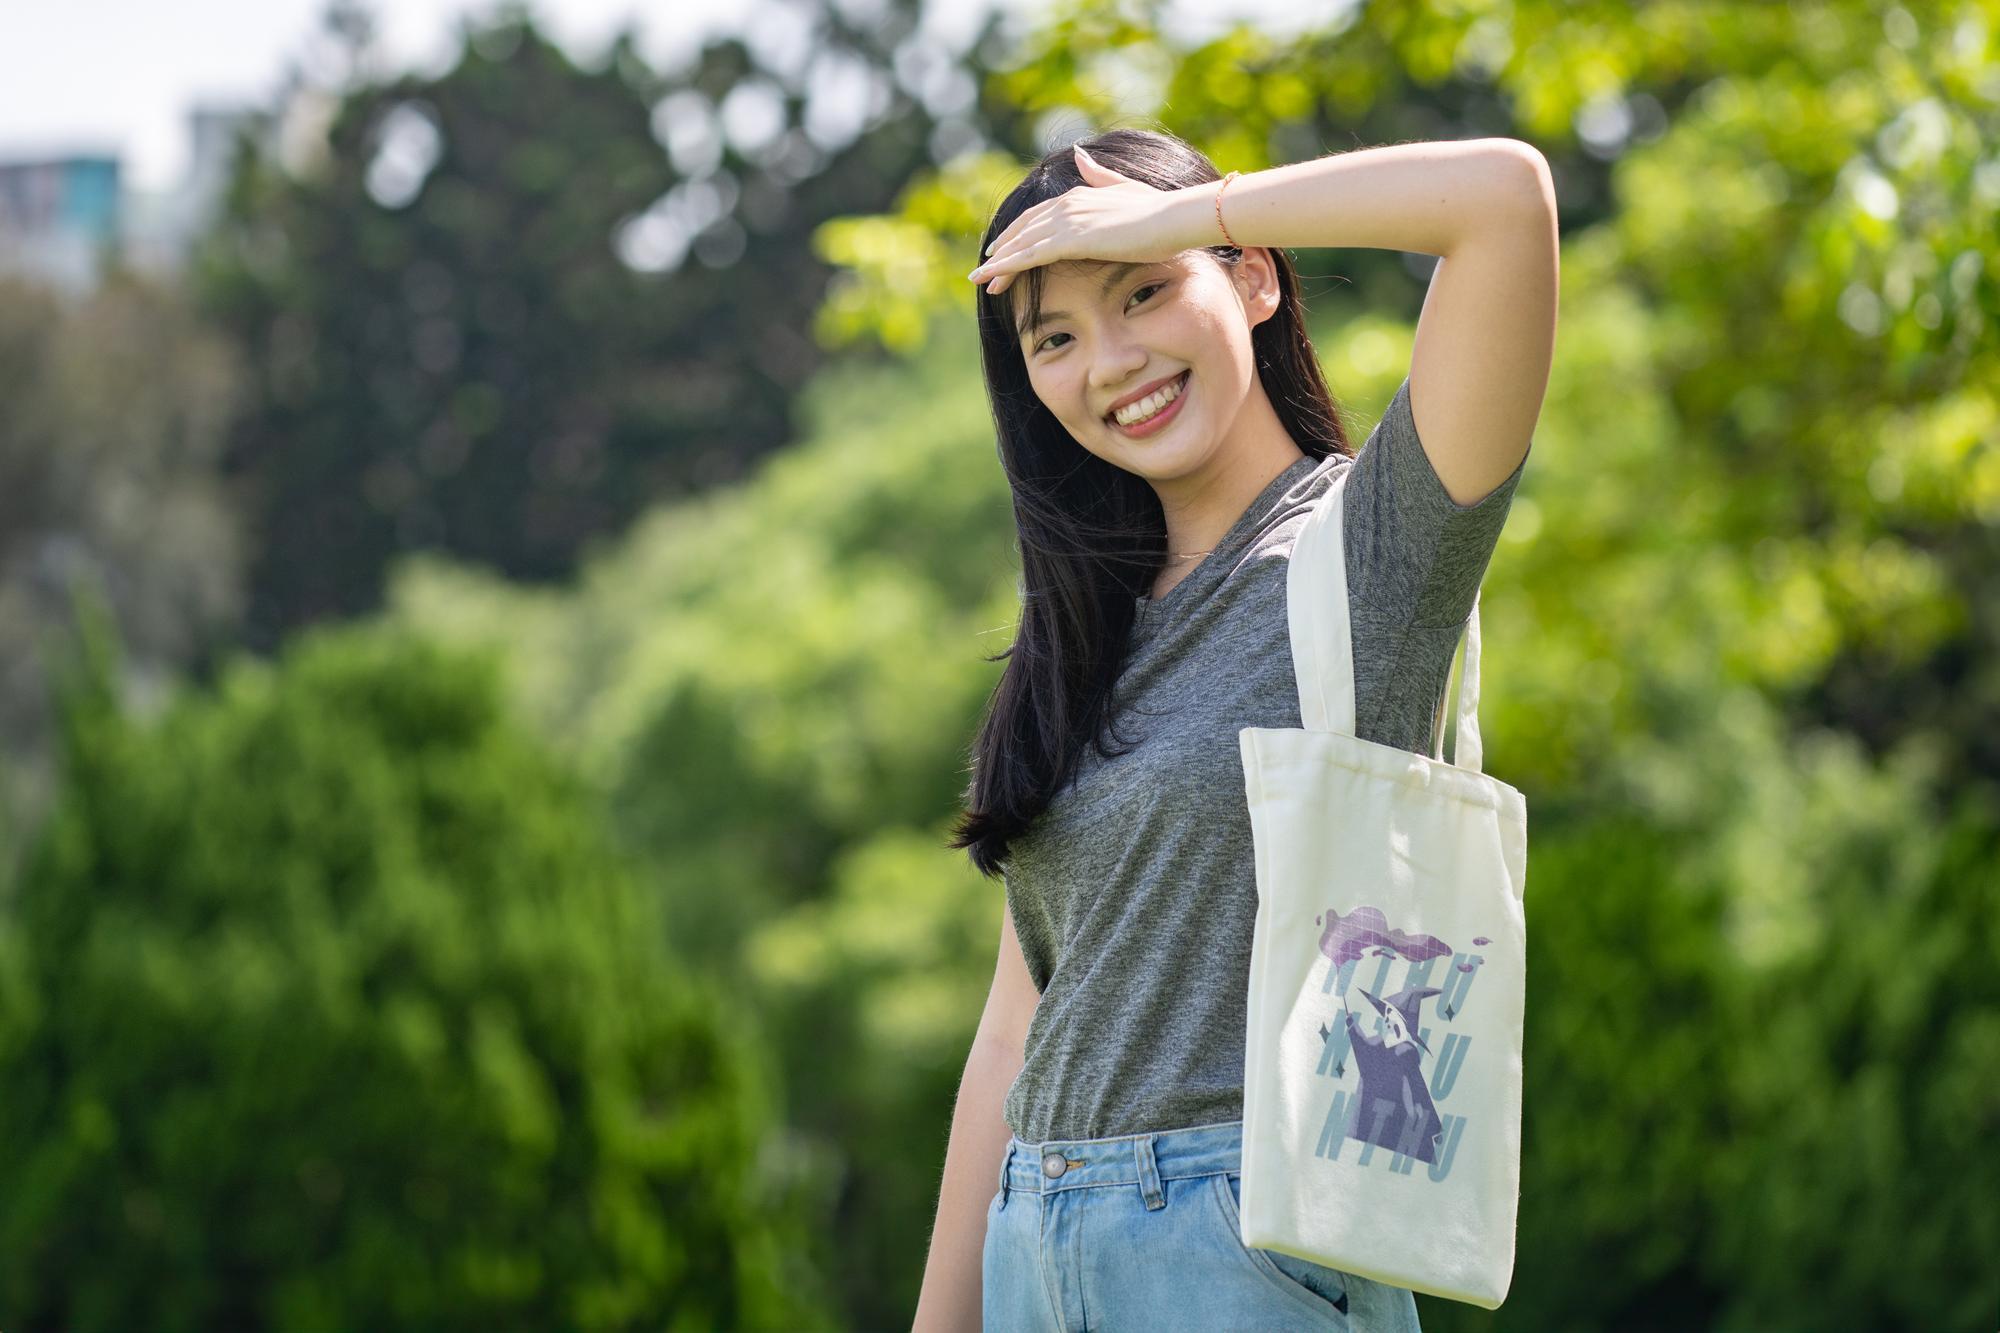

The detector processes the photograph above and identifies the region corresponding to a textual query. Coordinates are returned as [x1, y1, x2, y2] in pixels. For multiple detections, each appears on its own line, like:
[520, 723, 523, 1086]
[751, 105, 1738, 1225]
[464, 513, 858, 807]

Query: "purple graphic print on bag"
[1340, 984, 1445, 1162]
[1304, 904, 1492, 1182]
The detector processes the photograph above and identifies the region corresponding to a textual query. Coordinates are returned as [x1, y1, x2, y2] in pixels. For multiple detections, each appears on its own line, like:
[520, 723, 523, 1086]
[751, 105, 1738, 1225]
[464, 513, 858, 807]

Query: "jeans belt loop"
[1135, 1133, 1166, 1211]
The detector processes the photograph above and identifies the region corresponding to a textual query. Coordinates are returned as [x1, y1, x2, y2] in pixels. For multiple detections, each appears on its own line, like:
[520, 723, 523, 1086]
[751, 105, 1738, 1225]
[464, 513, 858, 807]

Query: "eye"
[1032, 280, 1169, 355]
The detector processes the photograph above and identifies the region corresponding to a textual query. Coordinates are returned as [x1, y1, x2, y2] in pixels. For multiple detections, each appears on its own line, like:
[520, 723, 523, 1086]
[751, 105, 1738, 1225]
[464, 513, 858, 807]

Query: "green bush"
[0, 596, 828, 1331]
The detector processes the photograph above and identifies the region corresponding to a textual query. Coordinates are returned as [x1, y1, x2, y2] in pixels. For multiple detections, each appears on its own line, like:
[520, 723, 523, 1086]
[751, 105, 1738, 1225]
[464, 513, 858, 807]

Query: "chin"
[1118, 447, 1211, 482]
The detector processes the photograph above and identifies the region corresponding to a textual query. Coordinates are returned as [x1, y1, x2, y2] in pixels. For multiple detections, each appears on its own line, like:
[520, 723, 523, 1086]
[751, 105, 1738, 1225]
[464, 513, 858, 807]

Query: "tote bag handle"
[1288, 463, 1485, 774]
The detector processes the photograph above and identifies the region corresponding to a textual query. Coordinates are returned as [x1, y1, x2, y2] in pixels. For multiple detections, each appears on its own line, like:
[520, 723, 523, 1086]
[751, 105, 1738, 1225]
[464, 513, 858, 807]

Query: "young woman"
[913, 127, 1557, 1330]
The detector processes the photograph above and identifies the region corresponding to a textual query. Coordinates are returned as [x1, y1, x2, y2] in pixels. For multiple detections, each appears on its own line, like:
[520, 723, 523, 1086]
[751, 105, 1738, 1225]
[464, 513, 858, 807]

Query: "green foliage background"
[0, 595, 826, 1330]
[1, 0, 1995, 1329]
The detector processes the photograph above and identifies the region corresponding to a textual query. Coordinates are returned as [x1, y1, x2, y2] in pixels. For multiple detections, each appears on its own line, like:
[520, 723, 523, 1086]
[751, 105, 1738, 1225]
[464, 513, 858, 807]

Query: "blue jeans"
[983, 1117, 1423, 1331]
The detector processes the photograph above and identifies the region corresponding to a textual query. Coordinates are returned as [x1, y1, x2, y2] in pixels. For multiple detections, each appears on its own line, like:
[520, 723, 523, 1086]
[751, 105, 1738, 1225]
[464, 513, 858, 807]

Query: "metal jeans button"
[1041, 1151, 1067, 1178]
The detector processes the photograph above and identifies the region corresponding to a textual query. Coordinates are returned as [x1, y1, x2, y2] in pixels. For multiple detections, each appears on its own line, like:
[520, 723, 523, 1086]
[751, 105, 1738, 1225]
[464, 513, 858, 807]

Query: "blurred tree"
[0, 590, 828, 1331]
[380, 316, 1018, 1326]
[190, 0, 991, 655]
[0, 272, 246, 894]
[377, 315, 1016, 950]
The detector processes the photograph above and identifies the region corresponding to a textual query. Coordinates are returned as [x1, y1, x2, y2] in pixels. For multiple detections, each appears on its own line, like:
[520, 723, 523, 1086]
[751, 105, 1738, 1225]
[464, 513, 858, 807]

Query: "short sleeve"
[1342, 374, 1527, 630]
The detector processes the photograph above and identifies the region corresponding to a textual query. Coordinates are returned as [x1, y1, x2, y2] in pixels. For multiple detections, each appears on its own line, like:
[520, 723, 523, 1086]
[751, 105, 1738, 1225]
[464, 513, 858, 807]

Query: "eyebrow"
[1016, 261, 1152, 342]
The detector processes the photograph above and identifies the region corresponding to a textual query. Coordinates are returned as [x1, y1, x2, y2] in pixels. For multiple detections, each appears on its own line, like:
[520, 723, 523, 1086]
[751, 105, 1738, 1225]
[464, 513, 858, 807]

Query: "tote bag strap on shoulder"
[1287, 460, 1486, 773]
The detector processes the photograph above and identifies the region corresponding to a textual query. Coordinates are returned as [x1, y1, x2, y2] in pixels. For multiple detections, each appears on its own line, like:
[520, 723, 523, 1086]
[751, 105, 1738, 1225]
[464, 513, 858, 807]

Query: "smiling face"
[1009, 247, 1282, 482]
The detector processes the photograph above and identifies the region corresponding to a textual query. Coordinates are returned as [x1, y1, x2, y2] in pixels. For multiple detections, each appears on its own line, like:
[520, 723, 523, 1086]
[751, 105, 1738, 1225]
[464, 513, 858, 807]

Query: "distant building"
[122, 104, 274, 282]
[0, 154, 121, 297]
[0, 96, 309, 298]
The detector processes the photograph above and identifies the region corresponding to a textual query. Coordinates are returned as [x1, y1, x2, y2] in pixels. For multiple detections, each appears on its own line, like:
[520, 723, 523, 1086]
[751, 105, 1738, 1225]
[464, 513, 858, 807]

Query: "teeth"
[1114, 373, 1185, 426]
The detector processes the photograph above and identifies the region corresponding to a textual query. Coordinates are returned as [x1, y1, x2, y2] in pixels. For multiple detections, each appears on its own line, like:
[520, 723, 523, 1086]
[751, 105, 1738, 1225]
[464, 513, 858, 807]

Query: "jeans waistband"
[996, 1118, 1243, 1211]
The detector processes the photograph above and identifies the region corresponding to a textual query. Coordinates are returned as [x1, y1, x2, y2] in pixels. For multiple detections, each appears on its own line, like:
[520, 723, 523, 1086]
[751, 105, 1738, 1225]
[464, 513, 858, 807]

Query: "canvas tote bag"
[1236, 460, 1528, 1310]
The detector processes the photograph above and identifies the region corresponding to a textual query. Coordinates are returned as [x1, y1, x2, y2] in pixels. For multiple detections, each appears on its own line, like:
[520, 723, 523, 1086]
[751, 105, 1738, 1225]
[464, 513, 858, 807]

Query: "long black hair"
[948, 126, 1356, 878]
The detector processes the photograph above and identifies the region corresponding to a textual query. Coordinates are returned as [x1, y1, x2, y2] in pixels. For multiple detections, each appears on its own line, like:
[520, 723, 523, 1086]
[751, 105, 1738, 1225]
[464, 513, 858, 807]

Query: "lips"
[1104, 370, 1189, 422]
[1106, 369, 1191, 438]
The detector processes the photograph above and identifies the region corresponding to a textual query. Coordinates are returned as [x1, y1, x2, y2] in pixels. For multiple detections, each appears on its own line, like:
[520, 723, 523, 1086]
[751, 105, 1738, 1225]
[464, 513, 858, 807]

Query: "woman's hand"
[968, 145, 1221, 296]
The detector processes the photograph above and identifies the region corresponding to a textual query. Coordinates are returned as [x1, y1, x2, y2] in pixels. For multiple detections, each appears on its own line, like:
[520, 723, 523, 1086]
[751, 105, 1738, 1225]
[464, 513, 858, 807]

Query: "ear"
[1231, 245, 1284, 329]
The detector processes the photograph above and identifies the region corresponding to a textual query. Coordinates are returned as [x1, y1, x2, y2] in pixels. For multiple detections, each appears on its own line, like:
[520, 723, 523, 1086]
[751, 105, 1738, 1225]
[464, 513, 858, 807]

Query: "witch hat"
[1358, 984, 1442, 1057]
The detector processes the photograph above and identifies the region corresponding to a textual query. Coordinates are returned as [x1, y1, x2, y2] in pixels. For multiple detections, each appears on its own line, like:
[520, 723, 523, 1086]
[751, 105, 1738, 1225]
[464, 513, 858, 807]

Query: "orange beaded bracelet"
[1214, 170, 1240, 247]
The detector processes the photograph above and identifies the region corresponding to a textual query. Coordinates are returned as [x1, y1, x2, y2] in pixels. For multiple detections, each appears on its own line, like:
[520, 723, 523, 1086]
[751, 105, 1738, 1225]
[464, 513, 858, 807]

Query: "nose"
[1088, 343, 1150, 405]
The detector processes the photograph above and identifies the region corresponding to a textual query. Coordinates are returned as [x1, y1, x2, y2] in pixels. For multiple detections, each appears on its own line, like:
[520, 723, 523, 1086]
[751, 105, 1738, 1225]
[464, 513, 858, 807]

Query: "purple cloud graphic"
[1316, 904, 1452, 972]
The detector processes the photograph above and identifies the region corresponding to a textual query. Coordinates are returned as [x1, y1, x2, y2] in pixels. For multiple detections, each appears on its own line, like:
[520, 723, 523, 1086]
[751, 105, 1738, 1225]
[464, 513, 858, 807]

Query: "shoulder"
[1341, 375, 1525, 627]
[1345, 375, 1525, 530]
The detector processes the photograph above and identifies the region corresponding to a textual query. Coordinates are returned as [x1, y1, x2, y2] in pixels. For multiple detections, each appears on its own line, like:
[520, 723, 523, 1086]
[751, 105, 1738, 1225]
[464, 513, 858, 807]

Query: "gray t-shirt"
[1000, 375, 1528, 1143]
